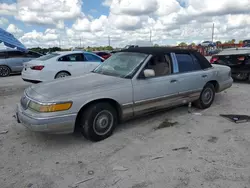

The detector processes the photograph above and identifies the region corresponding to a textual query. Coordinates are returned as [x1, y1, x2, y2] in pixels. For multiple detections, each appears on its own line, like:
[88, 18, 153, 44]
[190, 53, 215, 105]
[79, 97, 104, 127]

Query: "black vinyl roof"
[120, 47, 196, 55]
[120, 47, 212, 69]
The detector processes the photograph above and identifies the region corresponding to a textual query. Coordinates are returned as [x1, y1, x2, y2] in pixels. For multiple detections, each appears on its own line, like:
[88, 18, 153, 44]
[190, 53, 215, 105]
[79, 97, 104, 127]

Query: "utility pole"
[108, 35, 110, 46]
[80, 38, 82, 48]
[150, 29, 152, 42]
[212, 23, 214, 42]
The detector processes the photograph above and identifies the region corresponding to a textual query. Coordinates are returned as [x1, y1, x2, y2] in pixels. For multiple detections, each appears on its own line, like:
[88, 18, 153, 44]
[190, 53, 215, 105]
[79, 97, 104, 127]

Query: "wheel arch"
[206, 80, 219, 92]
[54, 70, 71, 79]
[74, 98, 122, 132]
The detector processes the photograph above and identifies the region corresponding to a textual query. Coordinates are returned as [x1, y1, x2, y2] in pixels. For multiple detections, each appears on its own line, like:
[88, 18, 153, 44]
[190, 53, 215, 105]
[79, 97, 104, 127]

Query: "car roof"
[120, 47, 196, 55]
[55, 51, 95, 55]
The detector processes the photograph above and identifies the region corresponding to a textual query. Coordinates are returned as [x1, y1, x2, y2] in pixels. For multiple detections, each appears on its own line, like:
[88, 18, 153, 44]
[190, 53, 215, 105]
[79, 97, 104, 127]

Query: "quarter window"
[175, 53, 201, 73]
[84, 54, 102, 62]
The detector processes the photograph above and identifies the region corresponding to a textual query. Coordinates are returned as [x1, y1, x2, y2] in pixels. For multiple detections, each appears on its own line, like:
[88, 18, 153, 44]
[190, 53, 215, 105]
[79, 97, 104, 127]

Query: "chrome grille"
[20, 94, 30, 110]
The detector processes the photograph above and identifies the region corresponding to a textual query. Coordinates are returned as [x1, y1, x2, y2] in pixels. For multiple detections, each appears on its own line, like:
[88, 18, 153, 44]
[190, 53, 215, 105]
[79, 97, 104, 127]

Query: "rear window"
[37, 53, 59, 61]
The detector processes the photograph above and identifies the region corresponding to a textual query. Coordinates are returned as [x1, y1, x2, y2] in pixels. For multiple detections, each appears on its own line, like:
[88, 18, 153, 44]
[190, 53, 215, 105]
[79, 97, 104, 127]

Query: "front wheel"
[194, 83, 215, 109]
[0, 65, 11, 77]
[80, 102, 117, 142]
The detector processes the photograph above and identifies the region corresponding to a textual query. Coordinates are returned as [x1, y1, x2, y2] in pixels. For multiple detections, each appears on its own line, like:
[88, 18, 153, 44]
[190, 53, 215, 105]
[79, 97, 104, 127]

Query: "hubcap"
[202, 88, 213, 105]
[93, 110, 114, 136]
[0, 66, 9, 77]
[57, 73, 69, 78]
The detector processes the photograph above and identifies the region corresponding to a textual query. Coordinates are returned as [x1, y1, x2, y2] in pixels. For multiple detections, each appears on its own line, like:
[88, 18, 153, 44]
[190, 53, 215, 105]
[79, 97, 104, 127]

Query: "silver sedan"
[16, 47, 233, 141]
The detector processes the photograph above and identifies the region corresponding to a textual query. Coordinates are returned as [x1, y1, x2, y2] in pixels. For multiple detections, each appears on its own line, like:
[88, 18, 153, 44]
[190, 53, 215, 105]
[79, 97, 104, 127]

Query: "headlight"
[28, 101, 72, 112]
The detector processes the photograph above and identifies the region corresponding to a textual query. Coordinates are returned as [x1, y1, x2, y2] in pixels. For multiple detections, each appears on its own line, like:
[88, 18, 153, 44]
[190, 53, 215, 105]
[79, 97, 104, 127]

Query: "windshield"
[93, 52, 148, 78]
[36, 53, 60, 61]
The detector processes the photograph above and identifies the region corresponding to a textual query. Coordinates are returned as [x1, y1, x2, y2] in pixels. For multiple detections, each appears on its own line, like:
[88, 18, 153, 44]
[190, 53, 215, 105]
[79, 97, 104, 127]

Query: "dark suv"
[0, 49, 42, 77]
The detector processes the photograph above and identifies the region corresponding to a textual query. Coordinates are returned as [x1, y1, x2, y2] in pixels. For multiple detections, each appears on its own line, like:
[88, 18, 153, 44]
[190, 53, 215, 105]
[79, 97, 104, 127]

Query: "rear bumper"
[218, 78, 233, 92]
[16, 104, 77, 134]
[22, 78, 41, 83]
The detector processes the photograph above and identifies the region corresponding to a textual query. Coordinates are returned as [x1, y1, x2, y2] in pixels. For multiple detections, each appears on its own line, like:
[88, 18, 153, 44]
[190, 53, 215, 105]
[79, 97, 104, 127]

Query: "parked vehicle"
[0, 49, 42, 77]
[243, 40, 250, 47]
[16, 47, 232, 141]
[200, 41, 216, 47]
[210, 47, 250, 81]
[93, 51, 111, 59]
[21, 51, 104, 83]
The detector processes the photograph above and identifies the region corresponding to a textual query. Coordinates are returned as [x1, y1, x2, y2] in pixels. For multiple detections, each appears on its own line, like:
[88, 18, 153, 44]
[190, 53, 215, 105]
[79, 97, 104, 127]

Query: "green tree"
[239, 40, 243, 44]
[216, 41, 222, 45]
[154, 44, 159, 47]
[191, 42, 196, 46]
[178, 42, 188, 46]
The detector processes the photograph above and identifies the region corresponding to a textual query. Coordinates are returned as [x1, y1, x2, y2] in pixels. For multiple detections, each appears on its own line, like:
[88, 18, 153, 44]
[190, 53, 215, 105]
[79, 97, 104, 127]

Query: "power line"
[212, 23, 214, 42]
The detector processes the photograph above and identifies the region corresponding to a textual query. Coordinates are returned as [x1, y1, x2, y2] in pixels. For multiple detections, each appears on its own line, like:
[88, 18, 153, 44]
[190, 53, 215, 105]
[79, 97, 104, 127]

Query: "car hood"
[26, 73, 131, 101]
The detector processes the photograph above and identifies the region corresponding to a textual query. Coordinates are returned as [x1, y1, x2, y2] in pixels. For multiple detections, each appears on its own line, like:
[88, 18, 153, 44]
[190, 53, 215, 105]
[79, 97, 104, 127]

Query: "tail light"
[30, 65, 44, 70]
[210, 56, 219, 64]
[237, 56, 245, 61]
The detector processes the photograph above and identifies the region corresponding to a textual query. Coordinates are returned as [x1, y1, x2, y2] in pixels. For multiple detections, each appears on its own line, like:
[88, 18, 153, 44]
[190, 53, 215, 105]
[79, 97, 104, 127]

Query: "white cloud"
[0, 17, 9, 25]
[0, 3, 16, 15]
[14, 0, 82, 26]
[102, 0, 113, 7]
[110, 0, 158, 15]
[3, 0, 250, 48]
[6, 24, 23, 35]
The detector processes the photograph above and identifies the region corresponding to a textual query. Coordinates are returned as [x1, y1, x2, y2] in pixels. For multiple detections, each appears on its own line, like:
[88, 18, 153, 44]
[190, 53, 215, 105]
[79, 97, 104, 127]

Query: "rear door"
[6, 51, 26, 72]
[174, 53, 208, 99]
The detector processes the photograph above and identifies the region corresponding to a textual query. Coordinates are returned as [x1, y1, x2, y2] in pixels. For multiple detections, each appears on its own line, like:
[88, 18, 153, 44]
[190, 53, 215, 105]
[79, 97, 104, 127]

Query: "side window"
[143, 54, 171, 77]
[58, 54, 85, 62]
[7, 51, 25, 58]
[26, 51, 41, 58]
[175, 53, 201, 73]
[0, 52, 6, 59]
[84, 53, 102, 62]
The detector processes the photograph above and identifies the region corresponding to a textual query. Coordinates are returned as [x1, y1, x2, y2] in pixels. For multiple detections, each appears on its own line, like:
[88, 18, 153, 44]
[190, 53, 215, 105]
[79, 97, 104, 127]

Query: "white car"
[21, 51, 104, 83]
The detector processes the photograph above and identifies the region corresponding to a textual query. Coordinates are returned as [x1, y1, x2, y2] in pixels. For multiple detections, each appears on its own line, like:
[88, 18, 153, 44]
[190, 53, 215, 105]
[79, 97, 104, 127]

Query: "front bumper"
[16, 104, 77, 134]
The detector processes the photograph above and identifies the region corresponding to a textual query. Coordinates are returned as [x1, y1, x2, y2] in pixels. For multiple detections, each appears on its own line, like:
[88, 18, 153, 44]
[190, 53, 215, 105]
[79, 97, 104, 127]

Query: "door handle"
[202, 75, 207, 78]
[170, 79, 177, 83]
[68, 65, 72, 66]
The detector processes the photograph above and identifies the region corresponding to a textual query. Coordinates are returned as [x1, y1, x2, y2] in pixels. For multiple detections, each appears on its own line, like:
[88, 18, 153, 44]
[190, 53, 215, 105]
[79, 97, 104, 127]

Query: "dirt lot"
[1, 76, 250, 188]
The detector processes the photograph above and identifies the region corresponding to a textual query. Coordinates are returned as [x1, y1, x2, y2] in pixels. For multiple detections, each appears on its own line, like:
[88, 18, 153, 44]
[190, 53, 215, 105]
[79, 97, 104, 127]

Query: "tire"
[194, 83, 215, 109]
[0, 65, 11, 77]
[80, 102, 117, 142]
[55, 71, 70, 79]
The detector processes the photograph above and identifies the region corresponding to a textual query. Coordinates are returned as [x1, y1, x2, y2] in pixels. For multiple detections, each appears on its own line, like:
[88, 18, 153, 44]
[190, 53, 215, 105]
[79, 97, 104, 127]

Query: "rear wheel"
[55, 71, 70, 79]
[80, 102, 117, 142]
[194, 83, 215, 109]
[0, 65, 11, 77]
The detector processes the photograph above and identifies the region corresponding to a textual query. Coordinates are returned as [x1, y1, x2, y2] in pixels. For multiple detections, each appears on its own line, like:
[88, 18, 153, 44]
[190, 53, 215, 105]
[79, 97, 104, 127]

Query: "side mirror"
[144, 69, 155, 78]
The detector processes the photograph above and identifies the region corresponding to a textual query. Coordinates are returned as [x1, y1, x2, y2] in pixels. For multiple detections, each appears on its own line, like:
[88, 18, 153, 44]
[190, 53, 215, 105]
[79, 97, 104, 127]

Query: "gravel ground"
[1, 76, 250, 188]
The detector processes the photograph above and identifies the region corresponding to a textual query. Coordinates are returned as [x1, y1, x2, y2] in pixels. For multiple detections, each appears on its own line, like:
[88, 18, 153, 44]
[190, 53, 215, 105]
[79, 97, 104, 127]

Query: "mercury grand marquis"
[16, 47, 233, 141]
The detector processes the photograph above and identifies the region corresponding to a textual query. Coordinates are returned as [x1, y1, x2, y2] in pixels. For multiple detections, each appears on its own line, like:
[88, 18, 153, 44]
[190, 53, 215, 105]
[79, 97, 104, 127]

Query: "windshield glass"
[93, 52, 148, 78]
[37, 53, 60, 61]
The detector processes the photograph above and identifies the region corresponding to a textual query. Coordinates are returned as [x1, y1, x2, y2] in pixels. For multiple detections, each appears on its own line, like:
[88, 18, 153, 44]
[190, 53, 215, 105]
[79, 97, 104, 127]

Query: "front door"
[132, 54, 182, 116]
